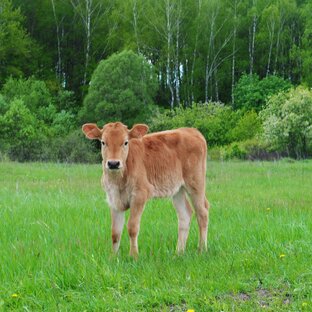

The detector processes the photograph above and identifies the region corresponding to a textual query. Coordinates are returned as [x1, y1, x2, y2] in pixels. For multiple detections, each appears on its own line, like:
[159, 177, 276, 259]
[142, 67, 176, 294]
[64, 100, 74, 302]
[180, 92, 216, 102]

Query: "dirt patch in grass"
[230, 288, 292, 308]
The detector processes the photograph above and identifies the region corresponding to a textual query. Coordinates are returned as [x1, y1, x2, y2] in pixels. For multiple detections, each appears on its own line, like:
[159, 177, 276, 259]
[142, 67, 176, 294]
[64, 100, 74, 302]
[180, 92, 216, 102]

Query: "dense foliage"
[233, 74, 291, 111]
[0, 0, 312, 161]
[80, 50, 158, 126]
[0, 0, 35, 83]
[150, 103, 238, 146]
[1, 0, 312, 105]
[260, 87, 312, 158]
[0, 77, 97, 162]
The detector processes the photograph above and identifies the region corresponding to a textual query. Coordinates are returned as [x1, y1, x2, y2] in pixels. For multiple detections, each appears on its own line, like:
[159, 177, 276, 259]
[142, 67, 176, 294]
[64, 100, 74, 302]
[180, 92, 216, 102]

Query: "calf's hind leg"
[189, 191, 209, 252]
[172, 189, 193, 254]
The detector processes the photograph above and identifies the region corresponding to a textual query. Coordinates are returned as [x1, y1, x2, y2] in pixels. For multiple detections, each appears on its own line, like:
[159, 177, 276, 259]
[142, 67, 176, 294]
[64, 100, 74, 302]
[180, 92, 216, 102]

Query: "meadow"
[1, 160, 312, 311]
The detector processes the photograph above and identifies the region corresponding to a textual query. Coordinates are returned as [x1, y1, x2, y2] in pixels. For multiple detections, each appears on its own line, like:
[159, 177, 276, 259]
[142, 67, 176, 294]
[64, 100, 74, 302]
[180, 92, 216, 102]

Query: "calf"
[82, 122, 209, 257]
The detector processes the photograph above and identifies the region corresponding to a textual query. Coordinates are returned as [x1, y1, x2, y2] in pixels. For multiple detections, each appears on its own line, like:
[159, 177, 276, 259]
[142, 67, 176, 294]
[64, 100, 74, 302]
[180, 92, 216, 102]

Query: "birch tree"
[190, 0, 202, 104]
[230, 0, 241, 105]
[50, 0, 65, 84]
[146, 0, 183, 109]
[203, 0, 232, 103]
[131, 0, 141, 54]
[301, 0, 312, 86]
[70, 0, 112, 87]
[262, 4, 278, 77]
[165, 0, 175, 108]
[273, 0, 296, 75]
[248, 1, 258, 75]
[174, 0, 183, 106]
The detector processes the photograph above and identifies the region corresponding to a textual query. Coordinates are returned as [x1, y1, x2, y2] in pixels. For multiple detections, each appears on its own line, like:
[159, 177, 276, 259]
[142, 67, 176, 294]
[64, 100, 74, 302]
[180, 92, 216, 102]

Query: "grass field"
[1, 160, 312, 311]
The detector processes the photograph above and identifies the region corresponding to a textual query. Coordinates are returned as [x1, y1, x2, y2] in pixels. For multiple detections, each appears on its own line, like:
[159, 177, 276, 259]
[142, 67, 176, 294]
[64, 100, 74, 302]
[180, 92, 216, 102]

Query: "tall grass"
[1, 160, 311, 311]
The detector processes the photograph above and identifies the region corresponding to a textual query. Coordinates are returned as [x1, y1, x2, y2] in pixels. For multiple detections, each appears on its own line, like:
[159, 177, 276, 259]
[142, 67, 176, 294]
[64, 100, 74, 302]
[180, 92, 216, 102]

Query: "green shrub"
[225, 142, 247, 159]
[233, 74, 291, 111]
[6, 129, 101, 163]
[1, 77, 77, 125]
[54, 90, 77, 113]
[0, 77, 79, 161]
[79, 50, 158, 127]
[0, 94, 8, 115]
[2, 77, 53, 113]
[0, 151, 9, 161]
[229, 110, 262, 141]
[260, 86, 312, 158]
[209, 139, 271, 160]
[150, 103, 238, 146]
[51, 130, 100, 163]
[0, 98, 47, 161]
[51, 110, 76, 136]
[207, 146, 225, 161]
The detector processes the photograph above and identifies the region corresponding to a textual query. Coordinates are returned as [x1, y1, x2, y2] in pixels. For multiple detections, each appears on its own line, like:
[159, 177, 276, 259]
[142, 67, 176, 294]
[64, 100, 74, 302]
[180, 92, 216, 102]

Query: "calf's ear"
[82, 123, 102, 140]
[129, 124, 149, 139]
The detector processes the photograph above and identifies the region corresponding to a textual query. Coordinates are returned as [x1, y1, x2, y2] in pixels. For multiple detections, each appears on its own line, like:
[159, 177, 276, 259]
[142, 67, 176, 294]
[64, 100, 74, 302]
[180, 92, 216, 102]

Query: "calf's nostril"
[107, 160, 120, 169]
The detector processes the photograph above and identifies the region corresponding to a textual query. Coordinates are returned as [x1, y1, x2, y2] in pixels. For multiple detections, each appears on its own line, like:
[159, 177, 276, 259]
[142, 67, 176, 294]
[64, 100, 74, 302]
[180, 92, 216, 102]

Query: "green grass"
[1, 160, 312, 311]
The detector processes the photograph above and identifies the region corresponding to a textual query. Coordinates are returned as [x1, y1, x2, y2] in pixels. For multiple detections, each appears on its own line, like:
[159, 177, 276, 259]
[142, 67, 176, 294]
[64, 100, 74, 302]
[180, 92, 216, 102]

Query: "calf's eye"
[101, 141, 105, 146]
[124, 141, 129, 146]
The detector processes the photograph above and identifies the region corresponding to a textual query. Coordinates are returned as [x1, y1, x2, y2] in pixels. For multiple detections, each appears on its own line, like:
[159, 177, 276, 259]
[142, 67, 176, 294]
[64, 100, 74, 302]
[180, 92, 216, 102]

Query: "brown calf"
[82, 122, 209, 257]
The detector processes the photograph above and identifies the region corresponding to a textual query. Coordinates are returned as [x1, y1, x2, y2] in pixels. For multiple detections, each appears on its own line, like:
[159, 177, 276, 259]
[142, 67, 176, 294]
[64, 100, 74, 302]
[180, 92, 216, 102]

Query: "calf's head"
[82, 122, 148, 171]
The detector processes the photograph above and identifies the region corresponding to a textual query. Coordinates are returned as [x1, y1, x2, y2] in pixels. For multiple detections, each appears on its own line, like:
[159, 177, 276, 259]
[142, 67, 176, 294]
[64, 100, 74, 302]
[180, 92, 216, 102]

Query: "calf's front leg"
[111, 209, 125, 253]
[127, 198, 146, 258]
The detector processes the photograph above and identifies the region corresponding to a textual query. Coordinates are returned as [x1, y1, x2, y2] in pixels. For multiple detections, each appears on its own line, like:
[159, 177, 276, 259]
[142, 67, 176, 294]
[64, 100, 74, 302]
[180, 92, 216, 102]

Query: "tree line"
[0, 0, 312, 161]
[1, 0, 312, 107]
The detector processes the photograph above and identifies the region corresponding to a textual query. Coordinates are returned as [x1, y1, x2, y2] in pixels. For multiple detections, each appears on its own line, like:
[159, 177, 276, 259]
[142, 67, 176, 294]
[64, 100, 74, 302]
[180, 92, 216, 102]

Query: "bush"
[0, 98, 47, 161]
[0, 94, 8, 115]
[0, 150, 9, 161]
[233, 74, 291, 111]
[2, 77, 53, 113]
[0, 77, 79, 161]
[52, 110, 76, 136]
[57, 130, 100, 163]
[80, 50, 159, 127]
[260, 86, 312, 158]
[54, 90, 77, 113]
[1, 77, 77, 129]
[150, 103, 238, 147]
[46, 131, 100, 163]
[209, 139, 273, 161]
[229, 110, 262, 141]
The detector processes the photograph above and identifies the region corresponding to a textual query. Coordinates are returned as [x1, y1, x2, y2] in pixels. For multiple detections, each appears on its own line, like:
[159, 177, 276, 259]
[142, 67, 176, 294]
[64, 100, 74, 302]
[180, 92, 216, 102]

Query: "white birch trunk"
[231, 0, 239, 106]
[83, 0, 92, 87]
[190, 0, 202, 104]
[249, 1, 257, 75]
[132, 0, 140, 54]
[165, 0, 174, 109]
[266, 19, 275, 77]
[205, 13, 216, 103]
[174, 1, 181, 106]
[273, 13, 285, 75]
[214, 66, 219, 101]
[51, 0, 62, 81]
[231, 28, 236, 105]
[70, 0, 107, 88]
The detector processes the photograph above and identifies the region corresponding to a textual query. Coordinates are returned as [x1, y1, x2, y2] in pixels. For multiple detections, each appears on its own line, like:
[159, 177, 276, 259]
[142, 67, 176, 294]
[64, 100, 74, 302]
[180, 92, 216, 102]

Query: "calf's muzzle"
[107, 160, 121, 170]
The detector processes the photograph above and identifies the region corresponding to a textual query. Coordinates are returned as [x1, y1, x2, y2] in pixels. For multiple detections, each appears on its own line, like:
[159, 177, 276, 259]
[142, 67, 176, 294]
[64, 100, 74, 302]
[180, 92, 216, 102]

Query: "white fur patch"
[104, 176, 130, 211]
